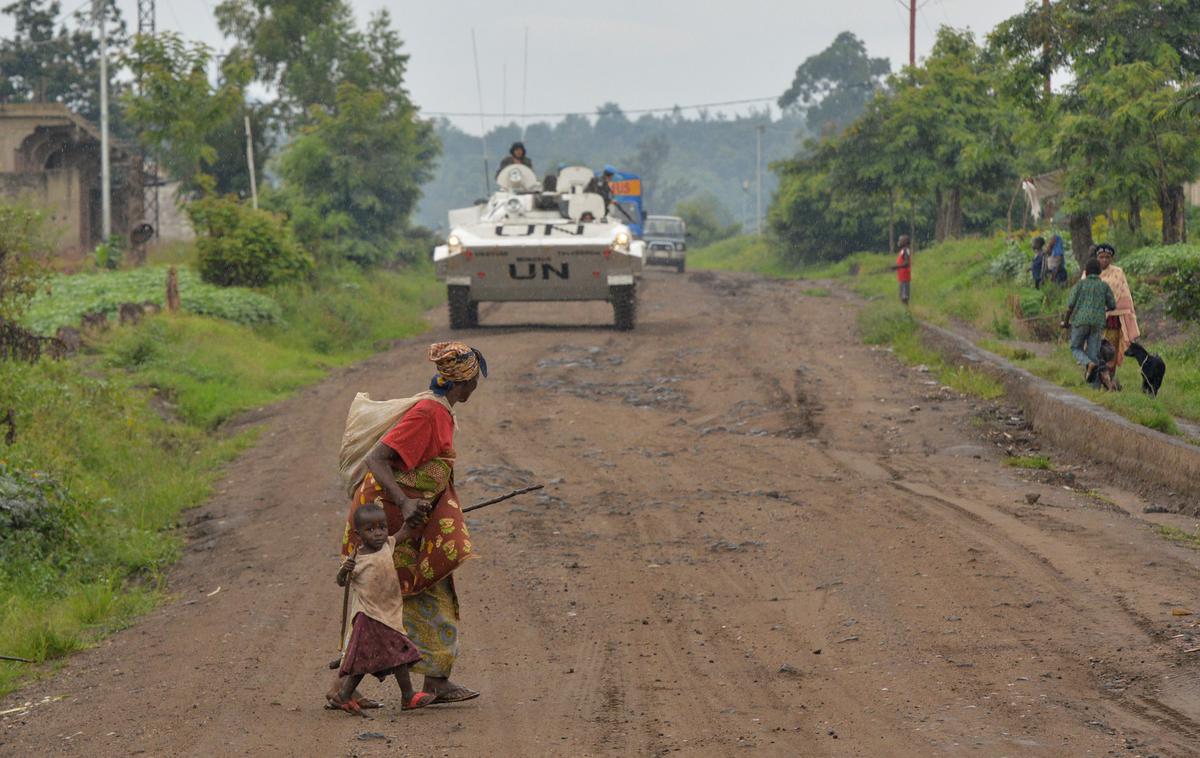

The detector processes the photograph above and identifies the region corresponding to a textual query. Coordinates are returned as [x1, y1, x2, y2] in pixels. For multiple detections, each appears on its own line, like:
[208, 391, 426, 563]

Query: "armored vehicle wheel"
[675, 260, 686, 273]
[611, 284, 636, 331]
[467, 300, 480, 327]
[448, 285, 473, 329]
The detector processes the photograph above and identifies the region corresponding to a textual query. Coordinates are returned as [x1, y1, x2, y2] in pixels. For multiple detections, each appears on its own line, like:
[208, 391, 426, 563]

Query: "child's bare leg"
[338, 673, 365, 704]
[394, 665, 415, 701]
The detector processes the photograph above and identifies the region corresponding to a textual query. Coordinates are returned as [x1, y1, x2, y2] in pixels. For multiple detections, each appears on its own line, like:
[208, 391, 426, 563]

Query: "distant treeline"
[417, 106, 806, 233]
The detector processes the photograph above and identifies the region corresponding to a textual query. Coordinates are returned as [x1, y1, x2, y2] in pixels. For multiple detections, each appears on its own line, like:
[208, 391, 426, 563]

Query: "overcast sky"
[5, 0, 1032, 134]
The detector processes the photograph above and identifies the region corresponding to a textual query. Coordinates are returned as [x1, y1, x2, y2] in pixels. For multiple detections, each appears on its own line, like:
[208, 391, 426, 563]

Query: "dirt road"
[4, 270, 1200, 757]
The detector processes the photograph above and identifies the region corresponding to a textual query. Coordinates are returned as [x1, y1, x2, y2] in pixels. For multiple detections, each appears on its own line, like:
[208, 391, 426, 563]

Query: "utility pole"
[96, 0, 111, 241]
[909, 0, 917, 68]
[245, 115, 258, 209]
[1042, 0, 1052, 96]
[755, 124, 765, 236]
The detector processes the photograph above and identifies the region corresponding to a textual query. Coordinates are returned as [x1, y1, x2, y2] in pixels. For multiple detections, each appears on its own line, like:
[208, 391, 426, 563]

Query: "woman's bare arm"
[363, 442, 430, 524]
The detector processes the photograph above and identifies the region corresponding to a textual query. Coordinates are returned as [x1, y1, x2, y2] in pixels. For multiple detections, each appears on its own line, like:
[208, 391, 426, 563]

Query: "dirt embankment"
[4, 271, 1200, 757]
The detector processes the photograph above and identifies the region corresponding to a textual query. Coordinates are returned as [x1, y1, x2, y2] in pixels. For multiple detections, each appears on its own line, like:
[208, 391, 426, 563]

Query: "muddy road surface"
[4, 270, 1200, 757]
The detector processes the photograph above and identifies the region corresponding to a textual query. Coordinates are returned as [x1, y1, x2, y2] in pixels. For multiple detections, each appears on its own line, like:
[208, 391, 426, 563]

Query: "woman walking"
[1093, 244, 1140, 388]
[330, 342, 487, 708]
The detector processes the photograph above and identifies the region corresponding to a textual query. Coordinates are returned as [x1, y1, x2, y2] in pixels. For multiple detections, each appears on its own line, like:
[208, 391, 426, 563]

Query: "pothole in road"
[520, 374, 690, 411]
[689, 270, 754, 298]
[536, 344, 625, 370]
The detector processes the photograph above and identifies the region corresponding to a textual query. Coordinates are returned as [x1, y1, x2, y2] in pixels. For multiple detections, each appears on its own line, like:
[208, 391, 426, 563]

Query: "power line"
[423, 96, 777, 119]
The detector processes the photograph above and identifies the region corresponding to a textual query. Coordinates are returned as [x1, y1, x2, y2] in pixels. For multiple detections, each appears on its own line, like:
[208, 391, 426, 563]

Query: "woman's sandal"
[430, 686, 480, 704]
[403, 692, 437, 710]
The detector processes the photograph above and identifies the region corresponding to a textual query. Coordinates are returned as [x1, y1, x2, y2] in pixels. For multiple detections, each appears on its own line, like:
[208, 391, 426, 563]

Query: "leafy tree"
[215, 0, 413, 130]
[991, 0, 1200, 83]
[882, 28, 1016, 242]
[623, 134, 670, 212]
[778, 31, 891, 135]
[0, 0, 129, 129]
[275, 83, 439, 266]
[121, 34, 251, 197]
[204, 103, 273, 198]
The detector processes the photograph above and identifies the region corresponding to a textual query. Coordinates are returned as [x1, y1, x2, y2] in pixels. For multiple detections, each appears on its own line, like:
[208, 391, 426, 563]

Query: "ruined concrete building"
[0, 102, 143, 260]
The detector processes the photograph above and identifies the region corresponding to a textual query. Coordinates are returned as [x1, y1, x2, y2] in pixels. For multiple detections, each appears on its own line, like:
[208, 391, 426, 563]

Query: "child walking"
[1062, 257, 1116, 389]
[329, 502, 435, 715]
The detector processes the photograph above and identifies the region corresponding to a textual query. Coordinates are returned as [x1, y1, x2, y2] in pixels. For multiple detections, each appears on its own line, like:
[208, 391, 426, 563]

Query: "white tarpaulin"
[1021, 171, 1065, 221]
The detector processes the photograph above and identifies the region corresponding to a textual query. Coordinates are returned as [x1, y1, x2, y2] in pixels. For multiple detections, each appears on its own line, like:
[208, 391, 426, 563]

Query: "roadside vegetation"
[0, 0, 445, 696]
[0, 255, 440, 696]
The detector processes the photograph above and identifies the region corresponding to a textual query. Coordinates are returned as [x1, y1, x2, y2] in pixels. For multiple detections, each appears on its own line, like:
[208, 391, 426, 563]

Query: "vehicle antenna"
[471, 28, 490, 194]
[520, 26, 529, 139]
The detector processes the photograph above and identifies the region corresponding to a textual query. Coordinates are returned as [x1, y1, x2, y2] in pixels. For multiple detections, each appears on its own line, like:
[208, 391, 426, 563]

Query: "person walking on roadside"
[1062, 258, 1116, 389]
[330, 342, 488, 710]
[1088, 243, 1140, 389]
[893, 234, 912, 306]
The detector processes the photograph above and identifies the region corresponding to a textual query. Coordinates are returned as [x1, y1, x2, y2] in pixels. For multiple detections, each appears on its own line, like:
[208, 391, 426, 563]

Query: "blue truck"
[605, 169, 644, 238]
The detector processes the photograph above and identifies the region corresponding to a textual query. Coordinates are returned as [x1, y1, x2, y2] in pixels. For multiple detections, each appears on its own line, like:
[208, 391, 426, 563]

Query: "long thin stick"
[0, 654, 34, 663]
[463, 484, 544, 513]
[337, 545, 358, 651]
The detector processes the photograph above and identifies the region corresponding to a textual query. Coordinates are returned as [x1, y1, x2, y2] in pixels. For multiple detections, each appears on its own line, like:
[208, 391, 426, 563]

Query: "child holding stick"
[329, 502, 435, 715]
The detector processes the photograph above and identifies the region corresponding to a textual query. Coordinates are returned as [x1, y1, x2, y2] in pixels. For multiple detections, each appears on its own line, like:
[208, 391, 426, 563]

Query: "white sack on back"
[337, 390, 453, 497]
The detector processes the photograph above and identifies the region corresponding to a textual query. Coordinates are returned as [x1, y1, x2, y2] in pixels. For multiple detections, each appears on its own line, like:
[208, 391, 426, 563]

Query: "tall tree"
[275, 83, 439, 265]
[778, 31, 891, 135]
[882, 28, 1016, 242]
[215, 0, 414, 130]
[121, 34, 250, 196]
[0, 0, 128, 127]
[623, 134, 669, 212]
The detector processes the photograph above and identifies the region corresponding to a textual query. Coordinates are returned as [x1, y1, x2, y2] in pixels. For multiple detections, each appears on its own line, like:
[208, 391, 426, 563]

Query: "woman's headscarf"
[428, 342, 488, 394]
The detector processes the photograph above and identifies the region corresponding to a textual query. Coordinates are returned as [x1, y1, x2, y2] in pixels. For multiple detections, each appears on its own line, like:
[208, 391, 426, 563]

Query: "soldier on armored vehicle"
[434, 163, 644, 330]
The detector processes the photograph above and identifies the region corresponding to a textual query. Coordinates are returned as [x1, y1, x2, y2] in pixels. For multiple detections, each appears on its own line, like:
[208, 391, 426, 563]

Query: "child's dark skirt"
[339, 613, 422, 680]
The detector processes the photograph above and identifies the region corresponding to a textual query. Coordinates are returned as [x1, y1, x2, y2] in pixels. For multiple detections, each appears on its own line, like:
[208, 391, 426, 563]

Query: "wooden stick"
[463, 484, 544, 513]
[0, 654, 34, 663]
[338, 545, 358, 652]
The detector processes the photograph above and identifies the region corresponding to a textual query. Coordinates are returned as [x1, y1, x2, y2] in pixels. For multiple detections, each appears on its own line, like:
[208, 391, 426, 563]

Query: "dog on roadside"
[1124, 342, 1165, 397]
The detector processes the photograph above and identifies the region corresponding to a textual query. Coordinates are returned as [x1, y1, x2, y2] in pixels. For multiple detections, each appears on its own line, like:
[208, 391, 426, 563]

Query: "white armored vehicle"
[433, 164, 645, 330]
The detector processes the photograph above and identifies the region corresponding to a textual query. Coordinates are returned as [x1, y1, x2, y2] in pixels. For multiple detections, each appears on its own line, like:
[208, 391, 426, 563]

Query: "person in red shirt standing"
[893, 234, 912, 306]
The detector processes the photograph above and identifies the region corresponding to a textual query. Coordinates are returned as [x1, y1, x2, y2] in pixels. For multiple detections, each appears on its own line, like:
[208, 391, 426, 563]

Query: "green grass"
[801, 286, 831, 297]
[0, 260, 442, 698]
[1004, 455, 1053, 470]
[1157, 525, 1200, 550]
[857, 300, 1005, 400]
[688, 235, 805, 278]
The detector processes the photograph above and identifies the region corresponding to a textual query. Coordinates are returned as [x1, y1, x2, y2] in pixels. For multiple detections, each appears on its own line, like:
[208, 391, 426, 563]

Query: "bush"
[0, 203, 50, 321]
[987, 242, 1029, 282]
[187, 196, 313, 287]
[1166, 257, 1200, 322]
[0, 463, 79, 574]
[1120, 244, 1200, 277]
